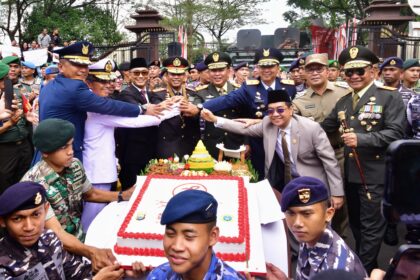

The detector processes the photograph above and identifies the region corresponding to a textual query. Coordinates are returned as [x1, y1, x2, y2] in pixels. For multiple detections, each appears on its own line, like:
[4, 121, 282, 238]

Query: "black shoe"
[384, 224, 399, 246]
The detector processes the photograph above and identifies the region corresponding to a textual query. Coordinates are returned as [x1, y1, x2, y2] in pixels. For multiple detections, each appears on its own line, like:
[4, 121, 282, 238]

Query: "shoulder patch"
[334, 81, 349, 89]
[151, 87, 166, 93]
[195, 84, 209, 91]
[246, 79, 260, 86]
[281, 79, 295, 85]
[377, 85, 397, 91]
[231, 81, 241, 88]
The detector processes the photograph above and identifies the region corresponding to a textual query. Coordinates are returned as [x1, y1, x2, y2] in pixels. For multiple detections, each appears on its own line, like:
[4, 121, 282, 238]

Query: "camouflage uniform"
[408, 93, 420, 139]
[296, 226, 367, 280]
[397, 83, 414, 107]
[147, 252, 245, 280]
[0, 229, 92, 279]
[21, 158, 92, 241]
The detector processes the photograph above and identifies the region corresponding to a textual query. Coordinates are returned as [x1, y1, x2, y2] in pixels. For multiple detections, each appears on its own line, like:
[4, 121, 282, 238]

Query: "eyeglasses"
[267, 107, 286, 115]
[344, 68, 366, 77]
[305, 66, 326, 74]
[131, 71, 149, 77]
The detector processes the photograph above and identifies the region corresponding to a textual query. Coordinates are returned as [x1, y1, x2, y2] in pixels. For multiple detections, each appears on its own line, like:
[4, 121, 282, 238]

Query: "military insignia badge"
[390, 60, 396, 65]
[299, 59, 305, 65]
[298, 188, 311, 203]
[213, 52, 219, 62]
[105, 61, 113, 72]
[82, 44, 89, 55]
[263, 49, 270, 57]
[34, 192, 42, 205]
[173, 58, 181, 67]
[349, 47, 359, 59]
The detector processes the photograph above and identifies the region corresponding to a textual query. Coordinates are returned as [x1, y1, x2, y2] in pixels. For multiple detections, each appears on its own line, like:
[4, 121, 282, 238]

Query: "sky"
[224, 0, 290, 41]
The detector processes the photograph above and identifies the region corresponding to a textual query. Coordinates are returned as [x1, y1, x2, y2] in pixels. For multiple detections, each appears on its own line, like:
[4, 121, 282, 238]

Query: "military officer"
[152, 56, 200, 158]
[196, 48, 296, 178]
[233, 61, 250, 85]
[289, 57, 306, 93]
[380, 56, 414, 106]
[293, 53, 351, 237]
[327, 60, 340, 82]
[39, 41, 142, 162]
[321, 46, 406, 273]
[281, 177, 367, 279]
[182, 51, 248, 159]
[187, 63, 200, 89]
[196, 61, 210, 87]
[402, 59, 420, 89]
[147, 189, 245, 280]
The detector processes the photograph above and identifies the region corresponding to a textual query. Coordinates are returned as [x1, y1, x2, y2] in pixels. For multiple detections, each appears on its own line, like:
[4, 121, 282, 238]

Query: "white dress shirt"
[261, 80, 276, 91]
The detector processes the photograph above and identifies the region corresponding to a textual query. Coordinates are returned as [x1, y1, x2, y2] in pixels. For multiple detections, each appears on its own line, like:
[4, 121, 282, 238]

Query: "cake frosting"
[114, 175, 250, 262]
[188, 140, 215, 171]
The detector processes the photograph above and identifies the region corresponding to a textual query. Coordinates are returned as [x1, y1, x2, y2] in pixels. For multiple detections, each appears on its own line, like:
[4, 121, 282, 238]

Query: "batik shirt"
[296, 226, 367, 280]
[21, 158, 91, 241]
[148, 252, 246, 280]
[0, 229, 92, 279]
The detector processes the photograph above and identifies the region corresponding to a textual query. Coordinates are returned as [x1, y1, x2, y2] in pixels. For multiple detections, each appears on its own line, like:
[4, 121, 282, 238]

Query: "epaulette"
[377, 85, 397, 91]
[294, 90, 307, 99]
[246, 79, 260, 86]
[334, 81, 349, 89]
[186, 86, 196, 92]
[151, 87, 166, 93]
[281, 79, 295, 85]
[231, 81, 241, 88]
[195, 84, 209, 91]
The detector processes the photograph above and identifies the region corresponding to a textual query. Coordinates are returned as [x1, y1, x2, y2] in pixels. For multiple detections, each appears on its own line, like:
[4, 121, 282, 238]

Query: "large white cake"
[114, 175, 250, 262]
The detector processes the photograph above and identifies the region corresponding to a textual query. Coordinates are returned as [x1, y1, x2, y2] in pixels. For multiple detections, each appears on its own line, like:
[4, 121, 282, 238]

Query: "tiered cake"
[114, 175, 250, 262]
[187, 140, 215, 171]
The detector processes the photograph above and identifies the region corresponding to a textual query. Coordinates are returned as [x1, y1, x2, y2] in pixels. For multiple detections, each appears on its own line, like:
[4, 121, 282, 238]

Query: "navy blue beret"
[289, 57, 305, 72]
[403, 59, 420, 70]
[234, 62, 249, 71]
[33, 119, 75, 153]
[161, 190, 218, 225]
[0, 182, 46, 216]
[195, 61, 208, 72]
[280, 176, 329, 212]
[380, 57, 403, 71]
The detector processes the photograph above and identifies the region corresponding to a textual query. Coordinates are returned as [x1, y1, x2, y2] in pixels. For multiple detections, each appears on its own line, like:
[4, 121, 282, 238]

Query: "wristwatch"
[141, 104, 148, 112]
[197, 103, 203, 112]
[118, 191, 124, 202]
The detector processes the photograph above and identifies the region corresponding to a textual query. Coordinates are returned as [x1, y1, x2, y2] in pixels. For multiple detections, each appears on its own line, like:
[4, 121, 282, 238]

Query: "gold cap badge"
[213, 53, 219, 62]
[34, 192, 42, 205]
[82, 44, 89, 55]
[173, 58, 181, 67]
[298, 188, 311, 203]
[299, 59, 305, 65]
[349, 47, 358, 59]
[390, 59, 396, 65]
[105, 61, 113, 73]
[263, 49, 270, 57]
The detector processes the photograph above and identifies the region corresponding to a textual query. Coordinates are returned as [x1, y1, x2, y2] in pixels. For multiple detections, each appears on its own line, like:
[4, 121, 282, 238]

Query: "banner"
[310, 25, 337, 58]
[1, 45, 21, 57]
[23, 49, 48, 66]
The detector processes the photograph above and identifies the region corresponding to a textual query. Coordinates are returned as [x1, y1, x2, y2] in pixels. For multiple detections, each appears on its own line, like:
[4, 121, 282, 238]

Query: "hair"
[207, 221, 217, 232]
[321, 199, 332, 210]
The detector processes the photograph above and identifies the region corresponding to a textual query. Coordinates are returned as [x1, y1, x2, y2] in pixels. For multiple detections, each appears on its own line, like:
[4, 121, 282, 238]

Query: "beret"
[310, 269, 364, 280]
[148, 60, 161, 68]
[161, 190, 218, 225]
[380, 57, 403, 71]
[267, 89, 291, 104]
[233, 62, 249, 71]
[280, 176, 329, 212]
[0, 62, 10, 80]
[205, 52, 231, 70]
[328, 60, 339, 69]
[2, 56, 20, 65]
[0, 182, 46, 216]
[45, 65, 59, 75]
[33, 118, 75, 153]
[338, 45, 379, 70]
[254, 48, 284, 66]
[21, 61, 36, 69]
[403, 58, 420, 70]
[195, 61, 208, 72]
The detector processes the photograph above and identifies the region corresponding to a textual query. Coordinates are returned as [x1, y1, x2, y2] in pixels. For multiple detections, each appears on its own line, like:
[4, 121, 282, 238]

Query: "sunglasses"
[344, 68, 366, 77]
[131, 71, 149, 77]
[267, 107, 286, 115]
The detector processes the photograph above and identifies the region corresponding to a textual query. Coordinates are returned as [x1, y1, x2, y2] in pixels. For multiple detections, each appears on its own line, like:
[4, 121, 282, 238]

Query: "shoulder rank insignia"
[246, 79, 260, 86]
[186, 86, 196, 92]
[334, 81, 349, 89]
[377, 85, 397, 91]
[151, 87, 166, 93]
[195, 84, 209, 91]
[231, 81, 241, 88]
[281, 79, 295, 85]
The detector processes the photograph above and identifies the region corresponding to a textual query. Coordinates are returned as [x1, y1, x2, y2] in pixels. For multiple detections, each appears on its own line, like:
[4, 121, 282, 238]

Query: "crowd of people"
[0, 38, 419, 279]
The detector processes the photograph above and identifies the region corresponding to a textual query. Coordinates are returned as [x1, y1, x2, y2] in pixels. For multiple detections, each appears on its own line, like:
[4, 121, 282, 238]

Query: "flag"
[183, 29, 188, 59]
[21, 94, 32, 114]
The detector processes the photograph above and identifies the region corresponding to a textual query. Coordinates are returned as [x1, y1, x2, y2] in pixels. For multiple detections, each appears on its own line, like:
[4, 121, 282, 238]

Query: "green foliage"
[22, 3, 123, 45]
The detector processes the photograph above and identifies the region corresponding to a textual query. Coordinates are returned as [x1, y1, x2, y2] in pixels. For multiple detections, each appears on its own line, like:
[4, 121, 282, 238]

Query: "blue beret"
[22, 61, 36, 69]
[195, 61, 208, 72]
[380, 57, 403, 71]
[289, 57, 305, 72]
[161, 190, 218, 225]
[311, 269, 364, 280]
[53, 41, 94, 65]
[234, 62, 249, 71]
[33, 119, 75, 153]
[45, 65, 59, 75]
[280, 176, 329, 212]
[0, 182, 46, 216]
[403, 59, 420, 70]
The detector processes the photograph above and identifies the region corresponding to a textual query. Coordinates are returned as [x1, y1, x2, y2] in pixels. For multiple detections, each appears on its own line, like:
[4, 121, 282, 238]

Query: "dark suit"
[151, 89, 200, 158]
[39, 74, 140, 161]
[322, 83, 405, 272]
[114, 84, 157, 189]
[193, 82, 247, 159]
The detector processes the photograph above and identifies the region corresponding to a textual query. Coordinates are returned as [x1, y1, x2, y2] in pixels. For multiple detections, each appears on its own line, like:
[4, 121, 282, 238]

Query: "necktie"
[281, 130, 292, 184]
[267, 87, 273, 92]
[352, 93, 359, 110]
[139, 89, 147, 104]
